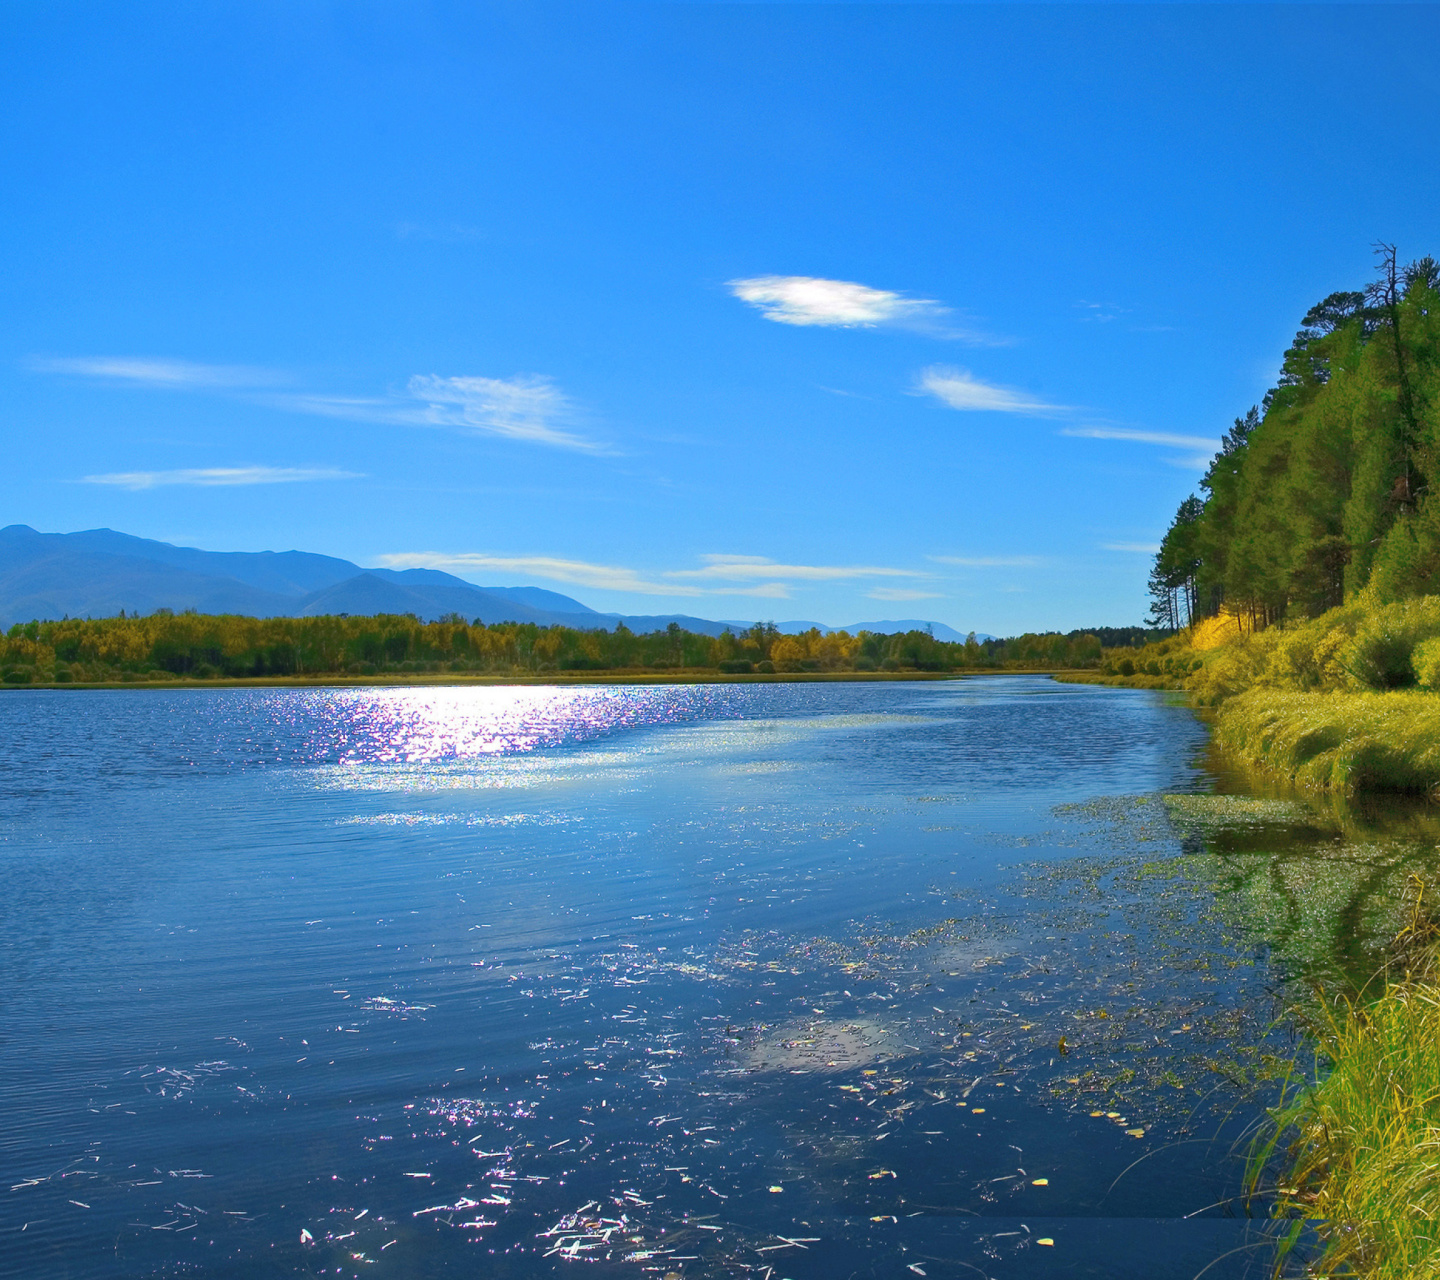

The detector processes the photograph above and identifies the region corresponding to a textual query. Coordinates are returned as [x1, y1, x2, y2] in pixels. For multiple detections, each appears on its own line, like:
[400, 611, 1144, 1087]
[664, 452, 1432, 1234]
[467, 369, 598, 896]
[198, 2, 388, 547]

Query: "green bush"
[1415, 638, 1440, 691]
[1342, 596, 1440, 690]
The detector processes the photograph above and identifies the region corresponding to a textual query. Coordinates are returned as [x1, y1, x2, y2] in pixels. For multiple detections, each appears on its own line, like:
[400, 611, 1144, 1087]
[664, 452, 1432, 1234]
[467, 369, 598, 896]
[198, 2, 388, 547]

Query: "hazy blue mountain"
[836, 620, 984, 643]
[485, 585, 600, 615]
[594, 612, 745, 639]
[0, 526, 981, 640]
[728, 618, 989, 643]
[30, 525, 363, 596]
[0, 526, 593, 628]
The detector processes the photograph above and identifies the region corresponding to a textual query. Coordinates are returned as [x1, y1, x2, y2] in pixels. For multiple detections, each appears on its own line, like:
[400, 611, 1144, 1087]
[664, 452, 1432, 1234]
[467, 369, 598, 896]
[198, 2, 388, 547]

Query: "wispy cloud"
[377, 552, 702, 596]
[930, 554, 1042, 568]
[867, 587, 943, 602]
[1103, 541, 1161, 554]
[1075, 300, 1124, 324]
[33, 356, 278, 389]
[1062, 425, 1219, 471]
[407, 374, 600, 451]
[34, 355, 600, 452]
[1062, 426, 1217, 450]
[918, 366, 1062, 415]
[81, 466, 360, 490]
[667, 554, 924, 583]
[376, 551, 927, 598]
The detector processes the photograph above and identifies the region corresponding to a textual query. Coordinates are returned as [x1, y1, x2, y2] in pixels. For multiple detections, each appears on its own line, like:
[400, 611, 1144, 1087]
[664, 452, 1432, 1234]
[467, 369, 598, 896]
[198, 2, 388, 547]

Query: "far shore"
[0, 668, 1101, 692]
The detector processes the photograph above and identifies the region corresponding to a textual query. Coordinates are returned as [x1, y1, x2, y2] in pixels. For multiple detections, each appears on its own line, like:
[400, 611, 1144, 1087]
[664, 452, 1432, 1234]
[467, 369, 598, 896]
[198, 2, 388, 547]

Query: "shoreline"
[0, 668, 1099, 692]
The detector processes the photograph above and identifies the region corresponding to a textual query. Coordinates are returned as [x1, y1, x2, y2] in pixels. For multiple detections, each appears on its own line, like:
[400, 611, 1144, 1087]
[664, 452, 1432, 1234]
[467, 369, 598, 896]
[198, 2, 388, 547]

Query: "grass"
[1254, 881, 1440, 1276]
[1214, 689, 1440, 797]
[1262, 986, 1440, 1274]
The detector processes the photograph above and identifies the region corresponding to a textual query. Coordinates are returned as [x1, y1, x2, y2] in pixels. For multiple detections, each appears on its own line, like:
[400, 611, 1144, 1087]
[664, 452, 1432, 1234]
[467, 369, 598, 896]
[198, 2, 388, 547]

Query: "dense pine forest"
[0, 612, 1154, 685]
[1150, 246, 1440, 630]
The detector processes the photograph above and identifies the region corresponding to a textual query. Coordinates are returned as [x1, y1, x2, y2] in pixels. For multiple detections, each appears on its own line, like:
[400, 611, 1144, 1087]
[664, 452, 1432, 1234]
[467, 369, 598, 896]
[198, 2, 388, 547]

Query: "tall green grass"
[1254, 882, 1440, 1275]
[1214, 689, 1440, 796]
[1260, 986, 1440, 1274]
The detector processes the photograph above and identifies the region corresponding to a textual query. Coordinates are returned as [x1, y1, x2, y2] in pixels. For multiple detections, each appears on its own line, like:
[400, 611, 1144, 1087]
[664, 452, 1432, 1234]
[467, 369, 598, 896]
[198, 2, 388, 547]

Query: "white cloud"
[1103, 542, 1161, 554]
[730, 275, 937, 327]
[930, 554, 1042, 568]
[918, 366, 1061, 415]
[667, 554, 924, 583]
[32, 356, 277, 389]
[867, 587, 943, 602]
[407, 374, 601, 451]
[81, 466, 360, 490]
[1062, 426, 1218, 450]
[727, 275, 995, 339]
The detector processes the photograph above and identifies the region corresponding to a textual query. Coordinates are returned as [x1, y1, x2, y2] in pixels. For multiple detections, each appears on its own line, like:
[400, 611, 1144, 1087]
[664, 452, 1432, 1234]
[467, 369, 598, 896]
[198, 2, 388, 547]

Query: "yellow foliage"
[1189, 608, 1250, 651]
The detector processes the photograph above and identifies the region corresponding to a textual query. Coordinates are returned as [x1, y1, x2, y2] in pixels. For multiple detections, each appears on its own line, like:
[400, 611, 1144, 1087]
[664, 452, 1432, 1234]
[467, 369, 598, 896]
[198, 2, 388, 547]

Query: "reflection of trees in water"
[1164, 785, 1440, 994]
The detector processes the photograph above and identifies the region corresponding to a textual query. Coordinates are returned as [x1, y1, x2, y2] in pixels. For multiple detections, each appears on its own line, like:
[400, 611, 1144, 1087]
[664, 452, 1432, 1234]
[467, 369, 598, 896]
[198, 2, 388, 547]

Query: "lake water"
[2, 677, 1309, 1279]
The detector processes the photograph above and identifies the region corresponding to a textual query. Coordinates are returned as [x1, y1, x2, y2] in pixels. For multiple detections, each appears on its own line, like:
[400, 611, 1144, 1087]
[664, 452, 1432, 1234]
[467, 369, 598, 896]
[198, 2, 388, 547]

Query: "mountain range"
[0, 525, 980, 641]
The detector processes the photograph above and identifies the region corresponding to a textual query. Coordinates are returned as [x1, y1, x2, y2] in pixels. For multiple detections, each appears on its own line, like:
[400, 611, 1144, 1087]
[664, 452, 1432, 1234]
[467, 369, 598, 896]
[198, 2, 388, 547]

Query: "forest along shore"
[1064, 250, 1440, 1278]
[0, 611, 1155, 686]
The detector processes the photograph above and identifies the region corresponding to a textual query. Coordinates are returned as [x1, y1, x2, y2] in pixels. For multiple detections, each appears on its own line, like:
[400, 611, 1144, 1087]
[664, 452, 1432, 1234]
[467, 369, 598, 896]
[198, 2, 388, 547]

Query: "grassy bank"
[1088, 592, 1440, 798]
[1215, 689, 1440, 796]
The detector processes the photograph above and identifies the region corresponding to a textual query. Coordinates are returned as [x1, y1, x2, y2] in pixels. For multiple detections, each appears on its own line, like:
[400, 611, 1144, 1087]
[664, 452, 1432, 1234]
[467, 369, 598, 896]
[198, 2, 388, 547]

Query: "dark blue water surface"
[1, 678, 1282, 1279]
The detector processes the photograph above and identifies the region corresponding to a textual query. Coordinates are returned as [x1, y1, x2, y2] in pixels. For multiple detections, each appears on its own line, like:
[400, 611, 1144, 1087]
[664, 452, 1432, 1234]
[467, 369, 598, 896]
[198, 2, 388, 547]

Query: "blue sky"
[5, 3, 1440, 634]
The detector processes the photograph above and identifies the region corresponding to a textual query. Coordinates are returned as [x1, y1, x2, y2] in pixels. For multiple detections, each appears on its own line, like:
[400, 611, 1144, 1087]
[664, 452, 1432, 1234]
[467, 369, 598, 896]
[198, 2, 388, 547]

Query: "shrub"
[1342, 596, 1440, 690]
[1415, 638, 1440, 691]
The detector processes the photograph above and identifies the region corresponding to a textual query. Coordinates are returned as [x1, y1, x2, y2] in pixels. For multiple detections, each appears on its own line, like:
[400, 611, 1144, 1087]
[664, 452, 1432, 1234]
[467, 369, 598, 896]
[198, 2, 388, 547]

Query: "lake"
[2, 677, 1315, 1278]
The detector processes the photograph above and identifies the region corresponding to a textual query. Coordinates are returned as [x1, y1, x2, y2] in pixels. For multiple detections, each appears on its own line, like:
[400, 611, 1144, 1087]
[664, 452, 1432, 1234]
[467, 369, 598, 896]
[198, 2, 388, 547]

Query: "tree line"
[0, 610, 1144, 684]
[1150, 245, 1440, 631]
